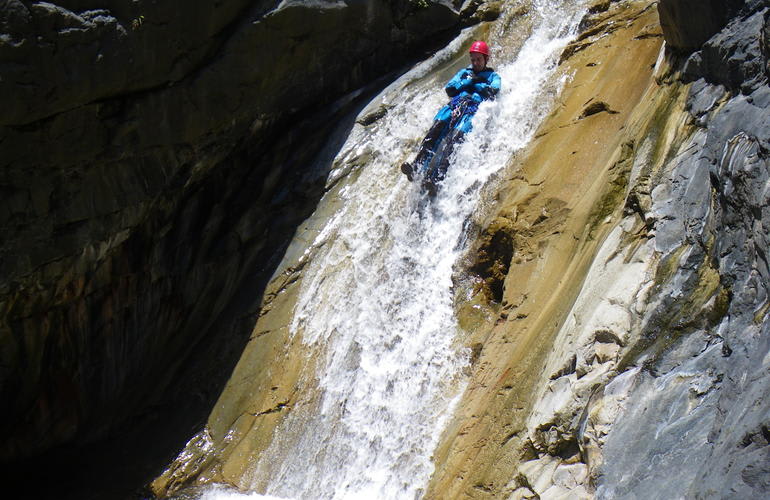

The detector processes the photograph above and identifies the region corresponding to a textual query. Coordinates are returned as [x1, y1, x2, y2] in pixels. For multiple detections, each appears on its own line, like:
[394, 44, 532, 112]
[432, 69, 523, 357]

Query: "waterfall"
[202, 1, 587, 499]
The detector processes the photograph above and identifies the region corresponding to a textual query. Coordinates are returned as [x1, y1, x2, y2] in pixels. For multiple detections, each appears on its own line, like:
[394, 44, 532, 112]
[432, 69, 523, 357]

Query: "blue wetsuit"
[408, 65, 501, 187]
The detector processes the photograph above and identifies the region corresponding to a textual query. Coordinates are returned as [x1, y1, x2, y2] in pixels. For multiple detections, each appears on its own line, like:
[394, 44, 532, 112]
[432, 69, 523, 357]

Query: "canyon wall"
[4, 0, 770, 498]
[0, 1, 474, 497]
[152, 0, 770, 498]
[429, 0, 770, 498]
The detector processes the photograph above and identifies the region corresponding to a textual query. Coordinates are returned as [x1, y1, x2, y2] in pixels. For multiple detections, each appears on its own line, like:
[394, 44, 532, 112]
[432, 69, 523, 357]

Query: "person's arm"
[445, 68, 475, 97]
[472, 71, 501, 100]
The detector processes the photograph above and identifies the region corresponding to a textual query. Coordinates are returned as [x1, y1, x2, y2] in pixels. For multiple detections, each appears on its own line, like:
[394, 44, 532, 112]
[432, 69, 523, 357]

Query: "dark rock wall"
[0, 0, 463, 496]
[682, 2, 770, 92]
[657, 0, 745, 52]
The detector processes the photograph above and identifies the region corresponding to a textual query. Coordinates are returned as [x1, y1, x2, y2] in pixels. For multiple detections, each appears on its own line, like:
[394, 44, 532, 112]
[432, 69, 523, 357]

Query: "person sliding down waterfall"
[401, 40, 501, 196]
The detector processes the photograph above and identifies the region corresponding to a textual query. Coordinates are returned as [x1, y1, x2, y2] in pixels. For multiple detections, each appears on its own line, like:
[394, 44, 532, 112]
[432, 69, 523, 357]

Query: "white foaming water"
[206, 1, 586, 499]
[200, 486, 287, 500]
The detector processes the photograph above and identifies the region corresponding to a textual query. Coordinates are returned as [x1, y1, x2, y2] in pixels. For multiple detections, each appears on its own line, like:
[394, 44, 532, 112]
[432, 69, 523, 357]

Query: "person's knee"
[456, 116, 474, 134]
[435, 106, 452, 122]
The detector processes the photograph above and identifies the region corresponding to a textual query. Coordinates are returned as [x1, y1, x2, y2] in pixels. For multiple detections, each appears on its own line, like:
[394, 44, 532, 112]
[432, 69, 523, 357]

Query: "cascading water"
[201, 1, 587, 499]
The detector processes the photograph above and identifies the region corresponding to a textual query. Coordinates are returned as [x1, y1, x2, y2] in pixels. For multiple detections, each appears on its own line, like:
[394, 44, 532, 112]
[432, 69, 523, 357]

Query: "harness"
[449, 95, 479, 128]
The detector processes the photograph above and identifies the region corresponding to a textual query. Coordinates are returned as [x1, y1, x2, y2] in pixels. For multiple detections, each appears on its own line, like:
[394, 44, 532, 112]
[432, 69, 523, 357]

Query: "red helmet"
[469, 40, 490, 56]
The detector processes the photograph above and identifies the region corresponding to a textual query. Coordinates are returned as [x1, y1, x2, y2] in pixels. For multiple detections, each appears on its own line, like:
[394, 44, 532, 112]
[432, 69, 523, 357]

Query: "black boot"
[400, 162, 415, 181]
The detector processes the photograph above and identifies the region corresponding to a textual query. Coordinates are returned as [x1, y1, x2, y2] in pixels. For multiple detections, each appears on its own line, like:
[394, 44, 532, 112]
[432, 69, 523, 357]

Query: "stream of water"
[203, 1, 587, 499]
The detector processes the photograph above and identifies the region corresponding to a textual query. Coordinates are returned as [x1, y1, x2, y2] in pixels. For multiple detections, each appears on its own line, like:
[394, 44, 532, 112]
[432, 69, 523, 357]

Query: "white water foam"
[200, 487, 288, 500]
[204, 1, 587, 499]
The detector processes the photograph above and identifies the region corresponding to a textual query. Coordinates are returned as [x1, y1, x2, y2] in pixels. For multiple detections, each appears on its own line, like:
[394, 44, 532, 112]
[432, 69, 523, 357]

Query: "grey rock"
[599, 85, 770, 496]
[683, 9, 769, 92]
[685, 77, 726, 121]
[657, 0, 744, 53]
[596, 4, 770, 499]
[597, 340, 726, 499]
[648, 129, 710, 255]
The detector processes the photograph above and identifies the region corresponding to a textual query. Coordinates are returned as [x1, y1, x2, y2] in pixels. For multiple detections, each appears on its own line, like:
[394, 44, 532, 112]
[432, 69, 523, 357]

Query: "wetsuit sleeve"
[472, 71, 501, 100]
[445, 68, 474, 97]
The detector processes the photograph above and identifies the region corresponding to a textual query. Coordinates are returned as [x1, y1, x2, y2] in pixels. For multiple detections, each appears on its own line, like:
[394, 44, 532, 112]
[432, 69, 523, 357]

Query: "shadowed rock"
[0, 0, 465, 497]
[658, 0, 744, 53]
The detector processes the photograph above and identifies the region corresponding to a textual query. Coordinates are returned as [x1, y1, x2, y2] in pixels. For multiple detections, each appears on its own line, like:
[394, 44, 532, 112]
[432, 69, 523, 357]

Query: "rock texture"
[147, 3, 537, 494]
[7, 0, 770, 498]
[596, 1, 770, 496]
[427, 1, 668, 497]
[428, 0, 770, 498]
[0, 1, 464, 497]
[153, 1, 770, 498]
[657, 0, 744, 53]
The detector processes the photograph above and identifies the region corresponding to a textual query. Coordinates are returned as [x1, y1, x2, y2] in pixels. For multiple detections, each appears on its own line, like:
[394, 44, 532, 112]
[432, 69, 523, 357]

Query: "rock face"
[6, 0, 770, 498]
[682, 2, 770, 92]
[427, 0, 770, 498]
[150, 0, 770, 498]
[657, 0, 744, 52]
[427, 1, 669, 496]
[596, 2, 770, 495]
[0, 0, 463, 496]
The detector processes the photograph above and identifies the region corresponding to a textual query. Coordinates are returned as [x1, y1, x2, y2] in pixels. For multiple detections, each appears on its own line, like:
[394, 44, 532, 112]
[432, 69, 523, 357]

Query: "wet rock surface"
[428, 1, 668, 497]
[0, 0, 463, 497]
[4, 0, 770, 498]
[430, 0, 770, 498]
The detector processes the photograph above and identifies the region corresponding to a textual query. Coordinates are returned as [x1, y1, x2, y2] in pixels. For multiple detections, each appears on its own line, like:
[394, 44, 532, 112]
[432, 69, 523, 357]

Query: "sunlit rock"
[4, 0, 770, 498]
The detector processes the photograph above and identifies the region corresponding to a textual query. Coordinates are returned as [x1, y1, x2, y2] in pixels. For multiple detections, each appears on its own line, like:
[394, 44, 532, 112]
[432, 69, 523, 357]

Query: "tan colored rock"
[426, 1, 667, 497]
[152, 2, 692, 498]
[594, 341, 621, 364]
[150, 270, 313, 496]
[510, 486, 539, 499]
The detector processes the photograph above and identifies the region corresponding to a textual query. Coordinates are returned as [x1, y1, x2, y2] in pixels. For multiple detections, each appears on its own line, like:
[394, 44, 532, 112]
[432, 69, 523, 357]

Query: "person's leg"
[426, 128, 465, 188]
[421, 108, 479, 195]
[425, 107, 476, 185]
[414, 118, 448, 166]
[401, 106, 452, 181]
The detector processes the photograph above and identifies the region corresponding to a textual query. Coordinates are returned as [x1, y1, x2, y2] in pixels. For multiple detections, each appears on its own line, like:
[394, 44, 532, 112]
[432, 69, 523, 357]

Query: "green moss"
[598, 83, 720, 372]
[654, 244, 688, 291]
[457, 292, 495, 332]
[455, 273, 498, 333]
[614, 84, 693, 236]
[753, 299, 770, 324]
[646, 86, 693, 171]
